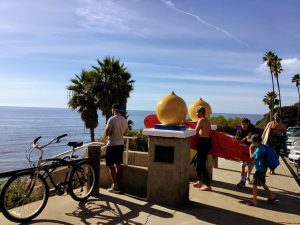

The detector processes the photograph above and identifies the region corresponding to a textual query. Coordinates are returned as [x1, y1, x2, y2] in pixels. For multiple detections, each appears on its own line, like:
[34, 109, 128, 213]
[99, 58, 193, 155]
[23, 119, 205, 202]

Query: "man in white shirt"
[104, 103, 128, 193]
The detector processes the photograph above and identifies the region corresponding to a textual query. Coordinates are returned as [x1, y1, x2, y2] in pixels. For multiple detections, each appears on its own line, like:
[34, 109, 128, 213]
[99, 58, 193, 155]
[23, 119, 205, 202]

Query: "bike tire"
[68, 161, 96, 201]
[0, 171, 49, 223]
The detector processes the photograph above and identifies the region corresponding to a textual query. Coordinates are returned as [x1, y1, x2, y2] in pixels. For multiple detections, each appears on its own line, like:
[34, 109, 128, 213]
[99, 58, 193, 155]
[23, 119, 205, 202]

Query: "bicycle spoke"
[68, 162, 95, 201]
[2, 173, 48, 222]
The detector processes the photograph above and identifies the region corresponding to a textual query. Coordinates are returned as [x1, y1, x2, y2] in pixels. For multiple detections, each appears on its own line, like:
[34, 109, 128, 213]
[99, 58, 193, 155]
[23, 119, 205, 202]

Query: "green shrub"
[256, 105, 298, 128]
[1, 177, 44, 210]
[97, 129, 149, 152]
[127, 129, 148, 152]
[210, 116, 240, 136]
[0, 180, 4, 193]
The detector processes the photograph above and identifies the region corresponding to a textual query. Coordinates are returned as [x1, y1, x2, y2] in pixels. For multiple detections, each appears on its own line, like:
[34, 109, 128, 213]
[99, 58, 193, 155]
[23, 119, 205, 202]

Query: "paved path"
[1, 158, 299, 225]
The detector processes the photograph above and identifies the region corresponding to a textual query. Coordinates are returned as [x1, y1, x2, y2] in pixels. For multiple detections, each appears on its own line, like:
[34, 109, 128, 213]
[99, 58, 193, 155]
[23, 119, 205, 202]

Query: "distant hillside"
[255, 103, 299, 128]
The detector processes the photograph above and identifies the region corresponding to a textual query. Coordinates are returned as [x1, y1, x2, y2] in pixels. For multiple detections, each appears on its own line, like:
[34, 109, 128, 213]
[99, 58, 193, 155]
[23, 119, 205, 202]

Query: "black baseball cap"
[112, 103, 124, 113]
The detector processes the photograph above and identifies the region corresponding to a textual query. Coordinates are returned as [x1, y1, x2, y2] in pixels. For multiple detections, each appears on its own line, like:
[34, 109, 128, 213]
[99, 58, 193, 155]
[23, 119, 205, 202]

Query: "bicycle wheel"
[68, 161, 96, 201]
[0, 171, 49, 223]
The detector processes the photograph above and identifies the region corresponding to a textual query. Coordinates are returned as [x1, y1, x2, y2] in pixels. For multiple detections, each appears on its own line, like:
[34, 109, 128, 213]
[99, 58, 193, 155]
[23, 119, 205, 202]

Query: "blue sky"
[0, 0, 300, 114]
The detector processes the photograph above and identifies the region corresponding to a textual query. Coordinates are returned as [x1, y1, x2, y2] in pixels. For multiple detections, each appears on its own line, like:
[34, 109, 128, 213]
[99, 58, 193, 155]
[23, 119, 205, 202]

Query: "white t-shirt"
[107, 115, 128, 146]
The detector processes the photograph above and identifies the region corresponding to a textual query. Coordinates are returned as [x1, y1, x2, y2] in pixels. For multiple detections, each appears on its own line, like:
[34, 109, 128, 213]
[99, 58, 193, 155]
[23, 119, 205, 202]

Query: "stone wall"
[45, 149, 216, 197]
[99, 150, 217, 197]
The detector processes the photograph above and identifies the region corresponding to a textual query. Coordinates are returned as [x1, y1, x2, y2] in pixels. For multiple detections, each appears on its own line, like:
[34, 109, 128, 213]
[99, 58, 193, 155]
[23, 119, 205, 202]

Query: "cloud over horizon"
[0, 0, 300, 113]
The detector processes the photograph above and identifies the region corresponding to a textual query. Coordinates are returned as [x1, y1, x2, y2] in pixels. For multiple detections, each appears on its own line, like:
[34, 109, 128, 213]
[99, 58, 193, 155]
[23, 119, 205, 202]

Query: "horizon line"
[0, 105, 265, 116]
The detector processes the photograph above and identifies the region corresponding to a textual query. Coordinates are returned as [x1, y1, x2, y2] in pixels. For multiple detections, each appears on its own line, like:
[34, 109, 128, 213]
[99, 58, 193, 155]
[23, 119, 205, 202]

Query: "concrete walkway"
[1, 158, 300, 225]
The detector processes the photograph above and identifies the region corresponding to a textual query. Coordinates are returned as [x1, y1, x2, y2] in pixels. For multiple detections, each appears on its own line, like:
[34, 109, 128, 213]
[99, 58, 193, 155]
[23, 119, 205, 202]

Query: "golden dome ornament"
[156, 91, 187, 126]
[188, 98, 212, 121]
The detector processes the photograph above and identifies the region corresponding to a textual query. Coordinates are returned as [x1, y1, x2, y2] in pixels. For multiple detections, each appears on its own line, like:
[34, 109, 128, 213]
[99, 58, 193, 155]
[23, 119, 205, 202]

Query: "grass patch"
[1, 176, 45, 211]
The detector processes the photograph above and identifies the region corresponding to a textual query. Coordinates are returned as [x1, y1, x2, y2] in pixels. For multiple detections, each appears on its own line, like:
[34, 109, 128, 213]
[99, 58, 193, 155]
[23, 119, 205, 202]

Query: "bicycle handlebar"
[57, 133, 68, 140]
[33, 133, 68, 149]
[33, 136, 42, 145]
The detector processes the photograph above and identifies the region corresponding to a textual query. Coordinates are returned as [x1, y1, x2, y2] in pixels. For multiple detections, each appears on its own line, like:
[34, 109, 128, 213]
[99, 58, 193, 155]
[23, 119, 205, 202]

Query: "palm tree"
[67, 70, 99, 142]
[271, 55, 283, 114]
[263, 51, 276, 118]
[124, 110, 134, 130]
[262, 91, 280, 121]
[292, 74, 300, 125]
[92, 56, 135, 122]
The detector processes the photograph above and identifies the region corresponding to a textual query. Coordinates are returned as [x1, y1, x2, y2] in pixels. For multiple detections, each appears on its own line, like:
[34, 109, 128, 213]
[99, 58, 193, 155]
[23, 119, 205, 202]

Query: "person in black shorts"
[235, 117, 256, 187]
[192, 106, 212, 191]
[104, 104, 128, 193]
[262, 113, 286, 174]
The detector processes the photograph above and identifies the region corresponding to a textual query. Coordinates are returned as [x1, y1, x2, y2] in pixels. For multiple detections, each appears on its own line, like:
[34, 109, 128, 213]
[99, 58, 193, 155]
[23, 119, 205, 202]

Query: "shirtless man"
[192, 106, 212, 191]
[262, 112, 286, 174]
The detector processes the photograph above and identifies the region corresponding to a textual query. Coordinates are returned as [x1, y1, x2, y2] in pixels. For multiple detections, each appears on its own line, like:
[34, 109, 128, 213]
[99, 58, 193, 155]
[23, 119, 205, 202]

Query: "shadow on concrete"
[211, 180, 300, 216]
[64, 190, 299, 225]
[66, 193, 173, 225]
[23, 219, 74, 225]
[216, 166, 294, 179]
[282, 156, 300, 187]
[215, 167, 241, 174]
[269, 186, 300, 198]
[182, 201, 284, 225]
[212, 180, 253, 195]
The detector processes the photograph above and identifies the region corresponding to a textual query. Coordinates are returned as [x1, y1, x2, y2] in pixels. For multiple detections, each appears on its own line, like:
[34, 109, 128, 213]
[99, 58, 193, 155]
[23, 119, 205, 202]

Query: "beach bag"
[265, 145, 280, 170]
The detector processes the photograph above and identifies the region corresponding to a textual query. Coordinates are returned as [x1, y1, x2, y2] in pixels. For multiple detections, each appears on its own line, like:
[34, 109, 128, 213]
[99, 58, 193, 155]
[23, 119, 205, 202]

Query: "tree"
[67, 70, 99, 142]
[263, 51, 277, 118]
[256, 105, 298, 128]
[92, 56, 135, 122]
[262, 91, 280, 121]
[271, 55, 283, 113]
[292, 74, 300, 125]
[124, 111, 134, 130]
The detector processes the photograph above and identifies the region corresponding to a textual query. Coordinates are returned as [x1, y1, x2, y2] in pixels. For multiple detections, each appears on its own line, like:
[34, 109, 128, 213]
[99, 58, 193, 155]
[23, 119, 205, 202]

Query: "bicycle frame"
[37, 157, 91, 195]
[0, 134, 97, 223]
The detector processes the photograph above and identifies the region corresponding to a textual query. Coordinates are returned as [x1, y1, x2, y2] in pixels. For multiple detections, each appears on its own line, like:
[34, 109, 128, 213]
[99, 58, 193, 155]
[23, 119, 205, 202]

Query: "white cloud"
[257, 62, 268, 74]
[257, 57, 300, 86]
[161, 0, 249, 46]
[282, 58, 300, 73]
[135, 73, 270, 85]
[75, 0, 139, 33]
[258, 57, 300, 74]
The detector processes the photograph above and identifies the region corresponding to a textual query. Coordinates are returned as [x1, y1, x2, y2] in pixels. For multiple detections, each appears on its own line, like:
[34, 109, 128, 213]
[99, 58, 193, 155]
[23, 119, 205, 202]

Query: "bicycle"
[0, 134, 96, 223]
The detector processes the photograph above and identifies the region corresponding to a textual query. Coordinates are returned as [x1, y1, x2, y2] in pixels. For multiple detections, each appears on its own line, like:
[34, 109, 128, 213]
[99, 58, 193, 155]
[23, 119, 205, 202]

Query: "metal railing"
[51, 142, 104, 159]
[123, 136, 138, 165]
[51, 136, 137, 166]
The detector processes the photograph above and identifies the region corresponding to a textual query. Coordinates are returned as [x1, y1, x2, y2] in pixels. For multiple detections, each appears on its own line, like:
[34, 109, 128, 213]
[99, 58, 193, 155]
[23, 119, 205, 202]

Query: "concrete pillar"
[88, 144, 101, 196]
[143, 128, 195, 207]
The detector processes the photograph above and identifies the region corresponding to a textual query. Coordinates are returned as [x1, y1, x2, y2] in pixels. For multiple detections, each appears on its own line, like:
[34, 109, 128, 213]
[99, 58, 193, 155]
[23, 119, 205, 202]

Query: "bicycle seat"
[67, 141, 83, 149]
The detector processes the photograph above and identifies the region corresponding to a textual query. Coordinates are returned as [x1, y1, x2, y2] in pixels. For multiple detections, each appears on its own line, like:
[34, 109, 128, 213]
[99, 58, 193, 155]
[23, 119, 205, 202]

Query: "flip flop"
[200, 186, 212, 191]
[246, 200, 258, 206]
[192, 181, 203, 188]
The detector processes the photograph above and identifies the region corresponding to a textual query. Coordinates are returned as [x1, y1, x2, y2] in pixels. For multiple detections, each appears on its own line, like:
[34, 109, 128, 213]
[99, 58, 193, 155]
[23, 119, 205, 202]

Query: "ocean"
[0, 106, 263, 173]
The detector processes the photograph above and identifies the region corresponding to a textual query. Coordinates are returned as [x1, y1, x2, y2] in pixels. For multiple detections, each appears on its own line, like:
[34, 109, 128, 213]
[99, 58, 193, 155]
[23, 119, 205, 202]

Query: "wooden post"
[88, 144, 100, 196]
